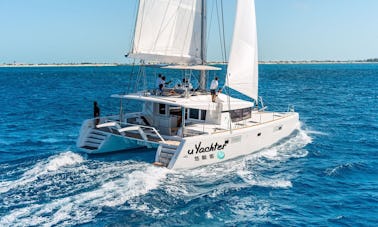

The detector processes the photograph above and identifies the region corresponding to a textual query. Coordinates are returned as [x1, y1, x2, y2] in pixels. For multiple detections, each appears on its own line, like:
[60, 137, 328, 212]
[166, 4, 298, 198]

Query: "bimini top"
[162, 65, 222, 71]
[111, 93, 253, 111]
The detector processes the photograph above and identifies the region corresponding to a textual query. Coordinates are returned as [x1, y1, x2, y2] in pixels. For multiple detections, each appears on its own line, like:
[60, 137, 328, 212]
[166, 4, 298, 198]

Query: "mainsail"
[128, 0, 203, 64]
[226, 0, 258, 101]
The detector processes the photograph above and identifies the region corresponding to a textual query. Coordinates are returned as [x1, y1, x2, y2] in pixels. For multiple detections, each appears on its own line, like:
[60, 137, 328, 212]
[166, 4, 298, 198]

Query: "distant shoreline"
[259, 60, 378, 65]
[0, 63, 122, 68]
[1, 61, 377, 68]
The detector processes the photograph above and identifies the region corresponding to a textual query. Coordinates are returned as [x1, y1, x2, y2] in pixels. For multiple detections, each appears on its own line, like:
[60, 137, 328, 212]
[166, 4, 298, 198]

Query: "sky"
[1, 0, 378, 64]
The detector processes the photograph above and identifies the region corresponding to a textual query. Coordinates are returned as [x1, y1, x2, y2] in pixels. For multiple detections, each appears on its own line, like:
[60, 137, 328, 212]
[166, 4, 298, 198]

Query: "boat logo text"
[187, 140, 228, 155]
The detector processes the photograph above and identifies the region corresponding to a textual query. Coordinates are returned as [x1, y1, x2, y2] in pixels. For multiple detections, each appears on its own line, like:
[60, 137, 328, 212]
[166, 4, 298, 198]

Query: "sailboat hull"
[77, 111, 299, 168]
[76, 118, 158, 154]
[169, 112, 299, 169]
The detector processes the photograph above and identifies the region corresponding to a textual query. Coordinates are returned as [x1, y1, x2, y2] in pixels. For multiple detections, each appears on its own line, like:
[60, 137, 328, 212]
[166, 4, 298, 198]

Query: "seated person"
[182, 79, 193, 90]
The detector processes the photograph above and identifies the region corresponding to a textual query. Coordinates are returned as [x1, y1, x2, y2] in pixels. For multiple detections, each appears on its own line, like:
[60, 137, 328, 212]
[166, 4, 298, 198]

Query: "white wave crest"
[324, 162, 361, 177]
[0, 151, 84, 194]
[0, 162, 169, 226]
[237, 170, 292, 189]
[258, 125, 311, 161]
[24, 151, 84, 175]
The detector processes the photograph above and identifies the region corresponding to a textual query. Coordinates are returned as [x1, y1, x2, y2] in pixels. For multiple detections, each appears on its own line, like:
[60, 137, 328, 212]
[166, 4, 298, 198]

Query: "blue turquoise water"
[0, 64, 377, 226]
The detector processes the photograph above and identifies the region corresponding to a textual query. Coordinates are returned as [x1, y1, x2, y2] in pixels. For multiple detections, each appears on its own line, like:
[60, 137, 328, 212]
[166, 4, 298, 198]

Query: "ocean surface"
[0, 64, 377, 226]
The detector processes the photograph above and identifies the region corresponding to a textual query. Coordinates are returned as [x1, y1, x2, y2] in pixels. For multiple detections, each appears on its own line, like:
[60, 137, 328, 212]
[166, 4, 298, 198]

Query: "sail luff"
[226, 0, 258, 101]
[129, 0, 203, 65]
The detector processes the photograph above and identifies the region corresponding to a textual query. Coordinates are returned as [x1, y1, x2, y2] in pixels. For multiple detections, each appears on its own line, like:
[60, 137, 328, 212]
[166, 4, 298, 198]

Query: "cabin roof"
[111, 93, 253, 111]
[161, 65, 222, 71]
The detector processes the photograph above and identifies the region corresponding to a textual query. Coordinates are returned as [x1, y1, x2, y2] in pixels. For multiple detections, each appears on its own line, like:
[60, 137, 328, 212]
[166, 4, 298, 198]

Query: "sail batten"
[129, 0, 203, 64]
[226, 0, 258, 101]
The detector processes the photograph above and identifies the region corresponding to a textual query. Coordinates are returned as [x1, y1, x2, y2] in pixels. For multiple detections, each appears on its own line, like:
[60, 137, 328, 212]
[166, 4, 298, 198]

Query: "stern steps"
[156, 143, 179, 167]
[80, 129, 107, 151]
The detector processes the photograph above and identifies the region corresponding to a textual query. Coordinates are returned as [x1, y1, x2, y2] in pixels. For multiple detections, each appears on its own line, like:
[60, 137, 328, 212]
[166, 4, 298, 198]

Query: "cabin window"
[230, 107, 251, 122]
[189, 109, 199, 119]
[200, 110, 207, 120]
[169, 105, 181, 116]
[159, 104, 166, 115]
[188, 109, 207, 121]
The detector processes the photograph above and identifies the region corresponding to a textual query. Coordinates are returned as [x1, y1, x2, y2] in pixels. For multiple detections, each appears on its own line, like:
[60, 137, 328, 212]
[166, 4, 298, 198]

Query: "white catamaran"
[77, 0, 299, 169]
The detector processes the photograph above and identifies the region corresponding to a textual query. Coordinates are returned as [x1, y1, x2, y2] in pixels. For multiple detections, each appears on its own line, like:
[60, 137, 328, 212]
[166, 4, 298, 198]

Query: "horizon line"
[1, 59, 378, 68]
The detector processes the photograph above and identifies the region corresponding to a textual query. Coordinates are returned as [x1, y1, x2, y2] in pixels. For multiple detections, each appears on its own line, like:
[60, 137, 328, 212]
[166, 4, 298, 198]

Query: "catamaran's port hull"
[77, 118, 158, 154]
[79, 134, 142, 154]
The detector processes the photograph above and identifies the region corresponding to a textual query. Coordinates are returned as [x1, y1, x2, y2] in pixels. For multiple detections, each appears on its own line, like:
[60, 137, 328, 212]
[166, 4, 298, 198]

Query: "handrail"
[99, 120, 166, 143]
[121, 123, 166, 142]
[150, 127, 166, 142]
[92, 113, 142, 124]
[96, 122, 118, 128]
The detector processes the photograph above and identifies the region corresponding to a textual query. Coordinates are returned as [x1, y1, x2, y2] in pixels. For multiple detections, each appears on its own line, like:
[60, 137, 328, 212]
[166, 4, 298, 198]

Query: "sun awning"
[161, 65, 222, 71]
[111, 93, 253, 111]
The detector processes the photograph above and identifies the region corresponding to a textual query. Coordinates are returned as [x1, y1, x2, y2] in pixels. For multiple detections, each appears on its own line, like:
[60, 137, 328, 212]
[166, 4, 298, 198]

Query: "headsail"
[128, 0, 203, 65]
[226, 0, 258, 101]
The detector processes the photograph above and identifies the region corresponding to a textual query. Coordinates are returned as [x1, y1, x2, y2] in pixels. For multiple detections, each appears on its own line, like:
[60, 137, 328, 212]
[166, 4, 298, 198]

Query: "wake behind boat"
[77, 0, 299, 169]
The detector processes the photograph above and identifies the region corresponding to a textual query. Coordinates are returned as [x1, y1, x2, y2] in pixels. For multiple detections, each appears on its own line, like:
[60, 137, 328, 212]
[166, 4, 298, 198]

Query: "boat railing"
[91, 115, 121, 126]
[92, 113, 144, 125]
[122, 123, 166, 143]
[287, 104, 295, 112]
[183, 128, 208, 137]
[96, 120, 166, 144]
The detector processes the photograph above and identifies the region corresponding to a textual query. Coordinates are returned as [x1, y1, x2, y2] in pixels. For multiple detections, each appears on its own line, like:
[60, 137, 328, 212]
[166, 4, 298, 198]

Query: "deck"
[184, 111, 293, 135]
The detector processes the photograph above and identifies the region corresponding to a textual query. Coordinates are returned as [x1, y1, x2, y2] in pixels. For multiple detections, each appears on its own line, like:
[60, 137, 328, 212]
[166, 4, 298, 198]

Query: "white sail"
[226, 0, 258, 101]
[128, 0, 203, 64]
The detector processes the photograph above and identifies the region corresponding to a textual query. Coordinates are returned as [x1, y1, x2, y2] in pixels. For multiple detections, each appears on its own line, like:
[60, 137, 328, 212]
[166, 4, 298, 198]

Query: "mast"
[199, 0, 207, 90]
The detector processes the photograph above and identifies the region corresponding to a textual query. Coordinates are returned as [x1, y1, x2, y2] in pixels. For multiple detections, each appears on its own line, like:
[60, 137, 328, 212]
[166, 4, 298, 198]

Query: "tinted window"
[159, 104, 166, 115]
[189, 109, 199, 119]
[230, 107, 251, 122]
[200, 110, 206, 120]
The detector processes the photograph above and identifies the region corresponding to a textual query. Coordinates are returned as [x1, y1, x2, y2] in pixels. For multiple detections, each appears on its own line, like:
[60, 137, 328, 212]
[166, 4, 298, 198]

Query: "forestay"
[128, 0, 203, 64]
[226, 0, 258, 101]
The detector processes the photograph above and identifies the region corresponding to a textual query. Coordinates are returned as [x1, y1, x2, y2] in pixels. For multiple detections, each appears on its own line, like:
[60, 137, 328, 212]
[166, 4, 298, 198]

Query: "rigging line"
[126, 59, 137, 94]
[220, 0, 227, 62]
[206, 0, 215, 45]
[134, 0, 144, 53]
[215, 0, 225, 62]
[128, 0, 139, 54]
[134, 62, 144, 92]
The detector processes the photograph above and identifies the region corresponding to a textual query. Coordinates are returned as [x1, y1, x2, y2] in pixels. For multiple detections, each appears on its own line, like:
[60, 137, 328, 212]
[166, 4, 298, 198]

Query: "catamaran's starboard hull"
[168, 112, 299, 169]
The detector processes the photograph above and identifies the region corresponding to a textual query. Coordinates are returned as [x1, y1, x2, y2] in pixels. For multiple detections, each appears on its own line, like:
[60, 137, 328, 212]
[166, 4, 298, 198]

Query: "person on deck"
[210, 77, 219, 102]
[183, 78, 193, 90]
[155, 74, 163, 95]
[159, 76, 172, 95]
[156, 74, 162, 89]
[93, 101, 100, 125]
